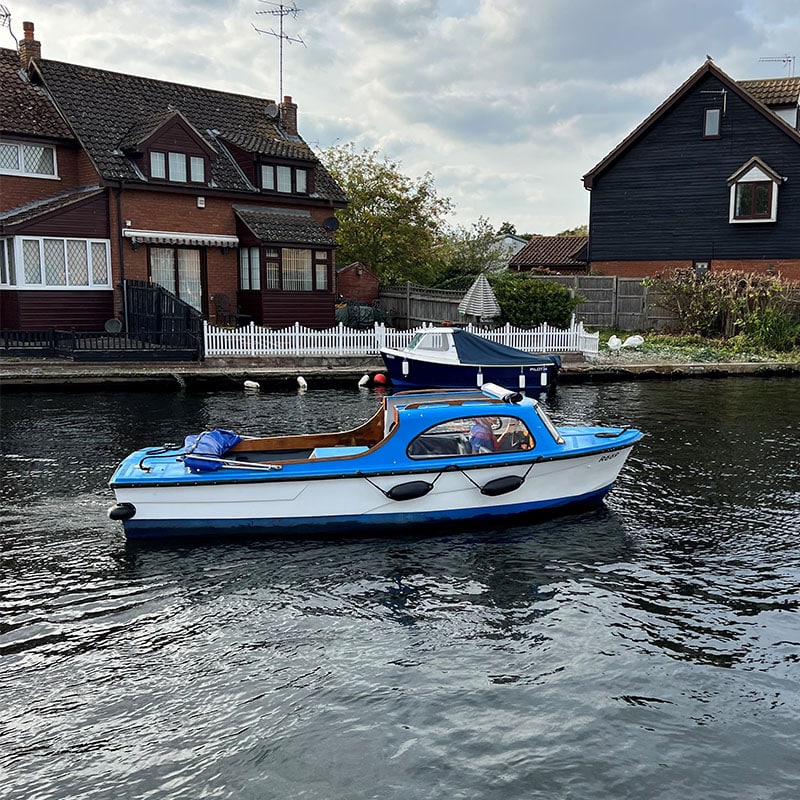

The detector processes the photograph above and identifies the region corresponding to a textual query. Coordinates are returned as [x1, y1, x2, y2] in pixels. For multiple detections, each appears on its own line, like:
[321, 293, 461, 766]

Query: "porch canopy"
[233, 206, 336, 246]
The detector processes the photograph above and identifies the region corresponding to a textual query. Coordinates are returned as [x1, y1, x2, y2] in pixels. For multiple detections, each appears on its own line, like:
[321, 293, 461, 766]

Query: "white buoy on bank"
[297, 376, 308, 389]
[243, 380, 260, 391]
[358, 374, 370, 387]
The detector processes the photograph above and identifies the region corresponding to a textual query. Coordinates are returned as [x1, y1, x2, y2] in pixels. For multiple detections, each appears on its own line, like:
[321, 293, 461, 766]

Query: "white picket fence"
[203, 318, 599, 358]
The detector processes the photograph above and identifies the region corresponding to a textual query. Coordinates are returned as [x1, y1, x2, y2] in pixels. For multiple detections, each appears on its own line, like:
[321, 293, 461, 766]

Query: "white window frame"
[0, 140, 59, 179]
[2, 236, 111, 289]
[149, 150, 206, 184]
[703, 108, 721, 138]
[728, 164, 779, 224]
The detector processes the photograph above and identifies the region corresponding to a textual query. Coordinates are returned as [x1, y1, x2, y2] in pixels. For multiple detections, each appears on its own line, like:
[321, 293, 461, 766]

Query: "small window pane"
[6, 240, 16, 284]
[43, 239, 66, 285]
[0, 240, 8, 284]
[190, 156, 205, 182]
[91, 242, 109, 285]
[704, 108, 721, 137]
[151, 247, 176, 294]
[168, 152, 187, 182]
[22, 239, 42, 284]
[66, 239, 89, 286]
[265, 259, 280, 289]
[0, 143, 20, 171]
[151, 151, 166, 179]
[240, 248, 251, 290]
[754, 184, 771, 216]
[261, 165, 275, 191]
[249, 247, 261, 290]
[296, 168, 307, 193]
[23, 145, 55, 175]
[178, 249, 201, 310]
[735, 183, 753, 217]
[315, 262, 327, 290]
[282, 248, 312, 290]
[277, 165, 292, 193]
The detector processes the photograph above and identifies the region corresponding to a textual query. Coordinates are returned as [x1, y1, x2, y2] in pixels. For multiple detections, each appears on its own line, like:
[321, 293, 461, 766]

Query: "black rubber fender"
[386, 480, 434, 501]
[108, 502, 136, 521]
[480, 475, 525, 497]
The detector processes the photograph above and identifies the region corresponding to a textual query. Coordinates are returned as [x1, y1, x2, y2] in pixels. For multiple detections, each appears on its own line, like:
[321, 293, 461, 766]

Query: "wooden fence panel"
[378, 277, 678, 332]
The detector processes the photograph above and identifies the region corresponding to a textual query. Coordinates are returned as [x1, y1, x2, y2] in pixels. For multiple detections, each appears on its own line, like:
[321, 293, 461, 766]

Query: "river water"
[1, 378, 798, 800]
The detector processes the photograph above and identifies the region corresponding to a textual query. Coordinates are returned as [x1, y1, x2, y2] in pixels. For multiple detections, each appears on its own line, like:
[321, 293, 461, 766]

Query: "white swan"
[622, 335, 644, 349]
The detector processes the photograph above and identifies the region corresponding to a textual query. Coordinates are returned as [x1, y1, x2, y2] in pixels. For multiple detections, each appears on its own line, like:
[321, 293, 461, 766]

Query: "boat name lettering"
[599, 452, 619, 462]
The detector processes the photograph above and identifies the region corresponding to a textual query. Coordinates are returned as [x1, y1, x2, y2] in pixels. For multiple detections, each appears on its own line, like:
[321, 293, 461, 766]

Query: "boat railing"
[203, 318, 599, 358]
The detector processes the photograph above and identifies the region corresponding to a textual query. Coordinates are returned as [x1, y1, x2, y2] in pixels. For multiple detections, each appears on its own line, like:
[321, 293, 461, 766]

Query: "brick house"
[582, 61, 800, 280]
[336, 262, 379, 304]
[509, 235, 588, 273]
[0, 22, 347, 333]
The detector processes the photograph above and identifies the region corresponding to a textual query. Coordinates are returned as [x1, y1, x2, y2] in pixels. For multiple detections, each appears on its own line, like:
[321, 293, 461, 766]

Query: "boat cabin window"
[407, 415, 534, 458]
[407, 332, 450, 352]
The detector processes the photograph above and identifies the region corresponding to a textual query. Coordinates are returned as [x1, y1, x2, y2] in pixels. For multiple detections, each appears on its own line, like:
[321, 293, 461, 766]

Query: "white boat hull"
[113, 446, 635, 537]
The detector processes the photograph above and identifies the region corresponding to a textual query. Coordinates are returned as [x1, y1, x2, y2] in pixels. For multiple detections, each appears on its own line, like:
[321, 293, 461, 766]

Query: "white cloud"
[5, 0, 799, 233]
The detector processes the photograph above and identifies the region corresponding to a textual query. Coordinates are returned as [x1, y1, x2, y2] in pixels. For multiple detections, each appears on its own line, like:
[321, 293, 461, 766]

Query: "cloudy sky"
[5, 1, 799, 233]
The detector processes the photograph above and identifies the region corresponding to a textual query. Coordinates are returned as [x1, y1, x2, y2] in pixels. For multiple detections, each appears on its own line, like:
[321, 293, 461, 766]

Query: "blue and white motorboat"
[380, 327, 561, 393]
[107, 384, 641, 539]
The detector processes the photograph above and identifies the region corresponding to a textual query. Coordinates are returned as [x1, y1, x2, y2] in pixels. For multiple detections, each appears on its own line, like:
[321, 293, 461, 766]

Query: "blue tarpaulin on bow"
[183, 429, 242, 472]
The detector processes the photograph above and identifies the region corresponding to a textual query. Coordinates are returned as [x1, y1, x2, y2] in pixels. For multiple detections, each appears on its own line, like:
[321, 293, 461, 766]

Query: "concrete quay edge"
[1, 355, 798, 391]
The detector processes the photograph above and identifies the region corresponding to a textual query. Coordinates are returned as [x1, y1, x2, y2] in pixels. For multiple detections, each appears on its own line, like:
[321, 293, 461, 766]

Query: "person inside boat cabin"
[470, 418, 499, 453]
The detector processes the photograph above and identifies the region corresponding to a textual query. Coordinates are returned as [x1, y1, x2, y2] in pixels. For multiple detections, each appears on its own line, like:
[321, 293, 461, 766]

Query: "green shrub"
[643, 269, 797, 341]
[735, 307, 800, 352]
[491, 276, 579, 328]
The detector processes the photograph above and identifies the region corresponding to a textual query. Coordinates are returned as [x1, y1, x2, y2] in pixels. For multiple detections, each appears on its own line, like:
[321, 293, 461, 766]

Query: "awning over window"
[122, 229, 239, 247]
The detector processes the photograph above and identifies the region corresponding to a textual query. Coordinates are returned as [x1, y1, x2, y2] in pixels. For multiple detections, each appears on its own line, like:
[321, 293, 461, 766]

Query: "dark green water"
[1, 378, 798, 799]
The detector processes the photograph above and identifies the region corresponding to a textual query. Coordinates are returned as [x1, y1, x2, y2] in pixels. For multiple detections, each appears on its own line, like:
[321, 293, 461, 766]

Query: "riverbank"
[1, 352, 798, 391]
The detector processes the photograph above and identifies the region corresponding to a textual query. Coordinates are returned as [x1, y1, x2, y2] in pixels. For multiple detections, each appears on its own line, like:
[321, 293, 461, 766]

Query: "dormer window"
[703, 107, 721, 138]
[149, 150, 206, 184]
[260, 163, 310, 195]
[727, 157, 781, 223]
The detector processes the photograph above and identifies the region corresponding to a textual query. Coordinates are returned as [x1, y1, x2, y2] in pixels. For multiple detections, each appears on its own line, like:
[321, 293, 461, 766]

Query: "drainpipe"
[115, 180, 128, 333]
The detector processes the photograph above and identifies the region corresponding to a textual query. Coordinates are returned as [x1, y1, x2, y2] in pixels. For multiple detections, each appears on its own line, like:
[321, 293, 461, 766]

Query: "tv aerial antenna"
[758, 54, 796, 76]
[254, 2, 306, 101]
[0, 5, 18, 44]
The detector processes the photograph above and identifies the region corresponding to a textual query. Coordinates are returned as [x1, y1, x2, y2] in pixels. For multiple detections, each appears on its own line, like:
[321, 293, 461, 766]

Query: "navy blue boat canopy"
[451, 329, 561, 367]
[183, 429, 242, 472]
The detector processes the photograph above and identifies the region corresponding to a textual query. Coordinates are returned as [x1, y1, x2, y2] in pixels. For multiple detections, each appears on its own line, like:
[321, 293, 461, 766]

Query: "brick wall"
[336, 264, 379, 303]
[0, 144, 83, 211]
[591, 259, 800, 281]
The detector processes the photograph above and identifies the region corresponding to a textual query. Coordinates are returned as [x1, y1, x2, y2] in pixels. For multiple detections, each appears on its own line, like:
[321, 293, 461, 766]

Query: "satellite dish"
[323, 216, 340, 231]
[265, 103, 279, 119]
[104, 318, 123, 334]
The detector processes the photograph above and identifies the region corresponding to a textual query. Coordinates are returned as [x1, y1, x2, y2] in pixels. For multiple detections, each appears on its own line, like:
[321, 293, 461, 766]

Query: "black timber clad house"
[1, 22, 348, 335]
[582, 61, 800, 280]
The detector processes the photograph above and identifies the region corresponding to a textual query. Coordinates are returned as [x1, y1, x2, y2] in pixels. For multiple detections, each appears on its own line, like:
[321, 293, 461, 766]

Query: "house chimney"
[280, 96, 298, 136]
[19, 21, 41, 69]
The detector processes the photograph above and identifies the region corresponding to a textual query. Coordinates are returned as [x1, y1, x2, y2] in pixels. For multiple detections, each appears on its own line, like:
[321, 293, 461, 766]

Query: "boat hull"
[111, 445, 635, 539]
[380, 350, 558, 393]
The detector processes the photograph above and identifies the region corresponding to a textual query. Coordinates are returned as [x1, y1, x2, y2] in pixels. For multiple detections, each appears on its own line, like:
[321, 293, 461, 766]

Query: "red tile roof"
[509, 235, 588, 270]
[738, 76, 800, 106]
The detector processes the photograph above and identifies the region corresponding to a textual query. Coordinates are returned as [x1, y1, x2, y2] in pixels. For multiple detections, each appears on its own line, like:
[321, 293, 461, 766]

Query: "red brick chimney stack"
[19, 21, 42, 69]
[280, 96, 298, 136]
